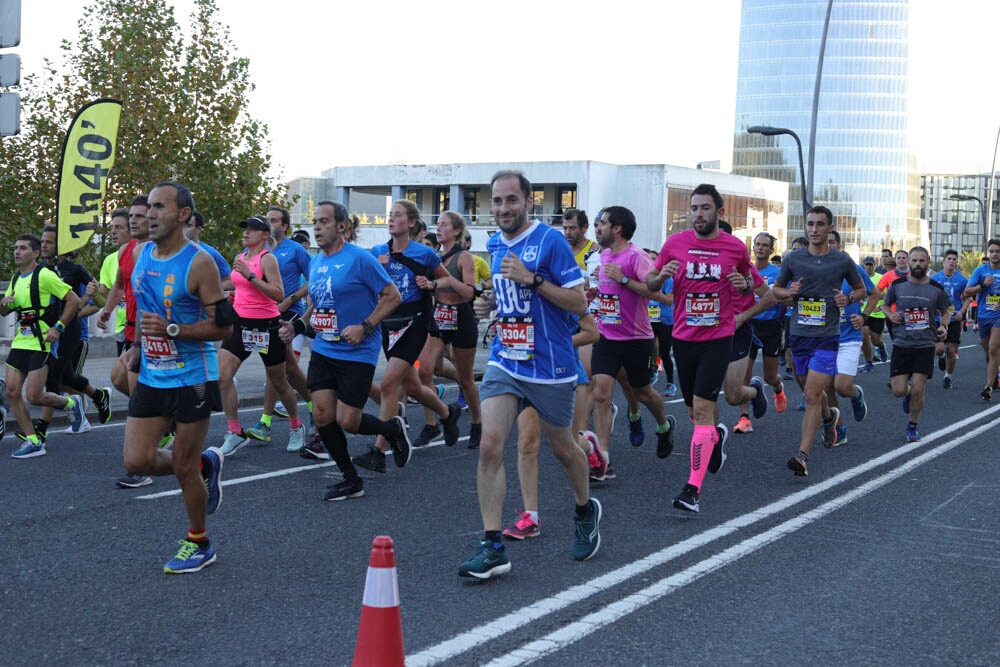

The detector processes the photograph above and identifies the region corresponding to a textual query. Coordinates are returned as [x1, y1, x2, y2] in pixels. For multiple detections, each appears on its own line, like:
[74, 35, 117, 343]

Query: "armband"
[213, 298, 236, 327]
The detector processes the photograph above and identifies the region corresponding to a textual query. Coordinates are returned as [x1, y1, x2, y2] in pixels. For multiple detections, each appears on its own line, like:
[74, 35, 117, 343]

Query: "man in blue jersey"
[124, 181, 229, 574]
[459, 170, 601, 580]
[934, 249, 969, 389]
[183, 211, 232, 280]
[742, 233, 788, 417]
[279, 200, 410, 501]
[965, 239, 1000, 400]
[245, 206, 314, 448]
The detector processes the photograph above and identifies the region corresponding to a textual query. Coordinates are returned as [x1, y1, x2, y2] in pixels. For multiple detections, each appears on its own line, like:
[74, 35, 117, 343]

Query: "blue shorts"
[479, 364, 576, 427]
[979, 317, 999, 340]
[576, 358, 589, 386]
[789, 334, 839, 377]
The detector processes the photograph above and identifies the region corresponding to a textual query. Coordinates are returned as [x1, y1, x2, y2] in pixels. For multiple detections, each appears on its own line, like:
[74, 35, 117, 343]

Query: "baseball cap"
[863, 256, 875, 265]
[240, 215, 269, 232]
[291, 230, 310, 244]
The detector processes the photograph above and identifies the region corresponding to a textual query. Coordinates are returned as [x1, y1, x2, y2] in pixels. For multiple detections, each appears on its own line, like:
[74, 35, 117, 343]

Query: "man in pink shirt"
[646, 184, 759, 513]
[588, 206, 677, 480]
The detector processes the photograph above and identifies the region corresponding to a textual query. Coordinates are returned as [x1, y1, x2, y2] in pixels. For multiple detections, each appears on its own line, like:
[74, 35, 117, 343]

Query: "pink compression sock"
[687, 424, 719, 492]
[227, 419, 242, 434]
[289, 417, 302, 429]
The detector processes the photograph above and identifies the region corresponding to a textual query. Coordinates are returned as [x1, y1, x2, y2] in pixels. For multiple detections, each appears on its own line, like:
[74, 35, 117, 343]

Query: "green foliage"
[958, 250, 984, 279]
[0, 0, 291, 277]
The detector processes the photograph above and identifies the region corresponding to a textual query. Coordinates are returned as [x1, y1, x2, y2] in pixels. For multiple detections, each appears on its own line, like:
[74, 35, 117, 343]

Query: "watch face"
[620, 276, 629, 285]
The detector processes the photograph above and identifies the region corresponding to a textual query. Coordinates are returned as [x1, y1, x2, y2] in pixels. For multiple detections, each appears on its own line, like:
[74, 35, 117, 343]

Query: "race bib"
[685, 292, 720, 327]
[904, 307, 930, 331]
[597, 293, 622, 325]
[433, 303, 459, 331]
[797, 298, 826, 326]
[648, 304, 661, 320]
[497, 316, 534, 361]
[987, 294, 1000, 311]
[311, 308, 340, 342]
[142, 334, 183, 370]
[242, 327, 270, 353]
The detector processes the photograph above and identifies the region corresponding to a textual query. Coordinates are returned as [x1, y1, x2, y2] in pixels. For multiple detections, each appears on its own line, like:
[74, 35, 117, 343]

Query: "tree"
[0, 0, 289, 277]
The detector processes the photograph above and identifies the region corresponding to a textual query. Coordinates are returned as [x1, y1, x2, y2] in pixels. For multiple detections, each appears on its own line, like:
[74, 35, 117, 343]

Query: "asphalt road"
[2, 334, 999, 666]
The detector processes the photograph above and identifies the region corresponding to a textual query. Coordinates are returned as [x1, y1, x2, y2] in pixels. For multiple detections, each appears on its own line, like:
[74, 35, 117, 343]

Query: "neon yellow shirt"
[100, 251, 127, 334]
[5, 265, 72, 351]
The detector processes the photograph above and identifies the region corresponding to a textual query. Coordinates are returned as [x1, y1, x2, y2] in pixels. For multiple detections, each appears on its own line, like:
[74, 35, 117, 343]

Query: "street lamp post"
[747, 125, 811, 216]
[949, 193, 987, 252]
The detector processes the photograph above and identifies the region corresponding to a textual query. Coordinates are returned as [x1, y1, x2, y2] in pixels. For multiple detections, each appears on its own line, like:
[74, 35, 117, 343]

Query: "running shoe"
[834, 424, 847, 447]
[163, 540, 216, 574]
[902, 393, 911, 414]
[436, 384, 446, 399]
[273, 402, 289, 418]
[65, 414, 92, 434]
[784, 368, 794, 380]
[387, 416, 412, 467]
[749, 376, 767, 419]
[299, 440, 331, 461]
[413, 423, 441, 448]
[943, 376, 953, 389]
[352, 445, 386, 473]
[787, 452, 808, 476]
[397, 401, 409, 429]
[821, 408, 840, 448]
[656, 415, 677, 459]
[859, 362, 875, 373]
[11, 440, 45, 459]
[15, 420, 47, 444]
[468, 423, 481, 450]
[774, 384, 788, 413]
[733, 416, 753, 434]
[906, 423, 921, 442]
[982, 386, 993, 402]
[455, 390, 468, 412]
[503, 512, 540, 540]
[662, 383, 677, 398]
[937, 355, 946, 371]
[571, 498, 602, 561]
[458, 540, 511, 580]
[286, 426, 305, 453]
[708, 423, 728, 474]
[94, 387, 112, 424]
[68, 396, 84, 432]
[610, 402, 619, 435]
[795, 397, 806, 411]
[628, 413, 644, 447]
[851, 385, 868, 422]
[583, 431, 608, 481]
[116, 474, 152, 488]
[246, 421, 271, 443]
[672, 483, 700, 512]
[324, 478, 364, 501]
[442, 403, 461, 447]
[201, 447, 224, 515]
[220, 430, 249, 457]
[158, 431, 174, 450]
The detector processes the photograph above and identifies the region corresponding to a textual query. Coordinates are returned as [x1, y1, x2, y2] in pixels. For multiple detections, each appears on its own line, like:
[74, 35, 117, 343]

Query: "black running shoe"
[94, 387, 112, 424]
[468, 422, 482, 450]
[708, 424, 728, 474]
[656, 415, 677, 459]
[299, 441, 331, 461]
[672, 483, 700, 512]
[442, 403, 461, 446]
[749, 376, 768, 419]
[352, 445, 387, 473]
[386, 416, 412, 468]
[325, 478, 364, 501]
[411, 423, 441, 448]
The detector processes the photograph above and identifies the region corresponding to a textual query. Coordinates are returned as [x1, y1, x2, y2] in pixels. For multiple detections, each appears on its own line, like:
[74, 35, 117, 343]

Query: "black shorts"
[46, 335, 88, 393]
[890, 346, 935, 379]
[127, 381, 221, 423]
[946, 320, 962, 345]
[6, 348, 50, 374]
[673, 336, 732, 406]
[591, 336, 655, 388]
[306, 351, 376, 409]
[752, 318, 782, 358]
[381, 318, 429, 364]
[729, 322, 754, 362]
[867, 317, 886, 335]
[222, 316, 287, 367]
[433, 302, 478, 349]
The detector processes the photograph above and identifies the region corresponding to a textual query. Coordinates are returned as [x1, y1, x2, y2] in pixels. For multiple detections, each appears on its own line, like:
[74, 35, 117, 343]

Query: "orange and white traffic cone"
[352, 536, 404, 667]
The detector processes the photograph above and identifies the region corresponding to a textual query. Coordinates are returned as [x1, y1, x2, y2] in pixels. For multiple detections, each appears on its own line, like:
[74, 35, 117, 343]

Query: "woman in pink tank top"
[216, 216, 306, 456]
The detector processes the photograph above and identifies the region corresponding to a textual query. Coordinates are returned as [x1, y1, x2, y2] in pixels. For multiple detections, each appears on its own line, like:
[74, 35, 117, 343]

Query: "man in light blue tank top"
[124, 181, 233, 575]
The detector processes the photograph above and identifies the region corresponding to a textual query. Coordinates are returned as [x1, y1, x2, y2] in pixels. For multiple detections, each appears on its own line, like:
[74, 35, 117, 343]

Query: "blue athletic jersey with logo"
[839, 265, 874, 342]
[934, 270, 967, 312]
[486, 220, 584, 383]
[370, 240, 441, 305]
[133, 242, 220, 388]
[273, 238, 312, 314]
[969, 264, 1000, 323]
[309, 244, 393, 366]
[753, 264, 784, 321]
[196, 242, 232, 280]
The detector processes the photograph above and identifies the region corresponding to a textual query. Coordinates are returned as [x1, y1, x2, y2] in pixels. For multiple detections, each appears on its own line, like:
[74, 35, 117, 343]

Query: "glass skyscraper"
[732, 0, 920, 256]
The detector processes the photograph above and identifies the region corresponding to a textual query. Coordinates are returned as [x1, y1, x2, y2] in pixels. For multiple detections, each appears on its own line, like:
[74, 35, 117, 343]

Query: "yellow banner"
[56, 98, 122, 255]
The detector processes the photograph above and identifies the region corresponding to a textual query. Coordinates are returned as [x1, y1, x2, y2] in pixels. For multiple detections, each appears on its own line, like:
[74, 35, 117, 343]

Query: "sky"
[11, 0, 1000, 181]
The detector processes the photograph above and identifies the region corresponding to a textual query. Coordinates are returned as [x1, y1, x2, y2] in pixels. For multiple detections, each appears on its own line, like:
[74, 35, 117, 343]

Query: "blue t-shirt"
[655, 277, 673, 325]
[486, 220, 584, 383]
[370, 240, 442, 306]
[753, 263, 784, 321]
[272, 238, 312, 314]
[934, 270, 968, 313]
[839, 264, 874, 342]
[308, 244, 393, 366]
[196, 242, 232, 280]
[132, 242, 220, 387]
[969, 264, 1000, 322]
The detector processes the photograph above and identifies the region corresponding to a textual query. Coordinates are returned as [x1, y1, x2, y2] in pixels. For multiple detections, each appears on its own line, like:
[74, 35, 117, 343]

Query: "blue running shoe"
[834, 424, 847, 447]
[201, 447, 224, 515]
[163, 540, 216, 574]
[662, 383, 677, 398]
[273, 402, 289, 418]
[571, 498, 602, 561]
[458, 540, 510, 579]
[455, 390, 468, 411]
[851, 384, 868, 422]
[628, 413, 644, 447]
[11, 439, 45, 459]
[906, 423, 920, 442]
[859, 362, 874, 373]
[902, 393, 910, 414]
[749, 376, 767, 419]
[795, 397, 806, 411]
[68, 396, 84, 432]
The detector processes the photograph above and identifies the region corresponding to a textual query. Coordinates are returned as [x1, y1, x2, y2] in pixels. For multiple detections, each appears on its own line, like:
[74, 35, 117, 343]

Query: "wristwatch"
[247, 273, 256, 282]
[166, 322, 180, 339]
[619, 276, 630, 286]
[529, 274, 545, 290]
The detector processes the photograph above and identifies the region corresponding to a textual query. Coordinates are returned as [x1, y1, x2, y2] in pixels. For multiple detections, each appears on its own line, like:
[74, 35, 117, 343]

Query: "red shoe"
[733, 416, 753, 434]
[774, 384, 788, 413]
[502, 511, 540, 540]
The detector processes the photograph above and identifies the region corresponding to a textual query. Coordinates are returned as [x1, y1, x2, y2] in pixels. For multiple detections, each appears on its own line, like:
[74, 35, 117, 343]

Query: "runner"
[771, 206, 865, 477]
[933, 249, 969, 389]
[98, 209, 131, 357]
[122, 181, 228, 573]
[646, 183, 756, 512]
[459, 170, 600, 579]
[859, 256, 886, 371]
[881, 247, 950, 441]
[964, 240, 1000, 401]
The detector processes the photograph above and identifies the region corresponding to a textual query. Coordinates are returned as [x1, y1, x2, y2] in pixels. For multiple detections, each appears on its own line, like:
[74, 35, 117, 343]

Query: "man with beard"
[461, 170, 600, 579]
[882, 247, 950, 441]
[877, 249, 910, 341]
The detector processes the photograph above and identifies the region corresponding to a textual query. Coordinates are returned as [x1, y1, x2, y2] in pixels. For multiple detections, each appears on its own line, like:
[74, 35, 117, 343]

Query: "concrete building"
[287, 160, 788, 254]
[922, 173, 998, 260]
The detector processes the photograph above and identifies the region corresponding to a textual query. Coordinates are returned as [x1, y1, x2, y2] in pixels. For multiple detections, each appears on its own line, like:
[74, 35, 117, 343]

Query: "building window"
[434, 188, 450, 215]
[558, 187, 577, 210]
[532, 188, 544, 217]
[464, 189, 479, 221]
[405, 189, 422, 210]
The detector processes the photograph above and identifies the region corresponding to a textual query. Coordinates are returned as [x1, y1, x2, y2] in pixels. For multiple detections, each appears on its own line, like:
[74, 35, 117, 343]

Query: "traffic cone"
[352, 536, 404, 667]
